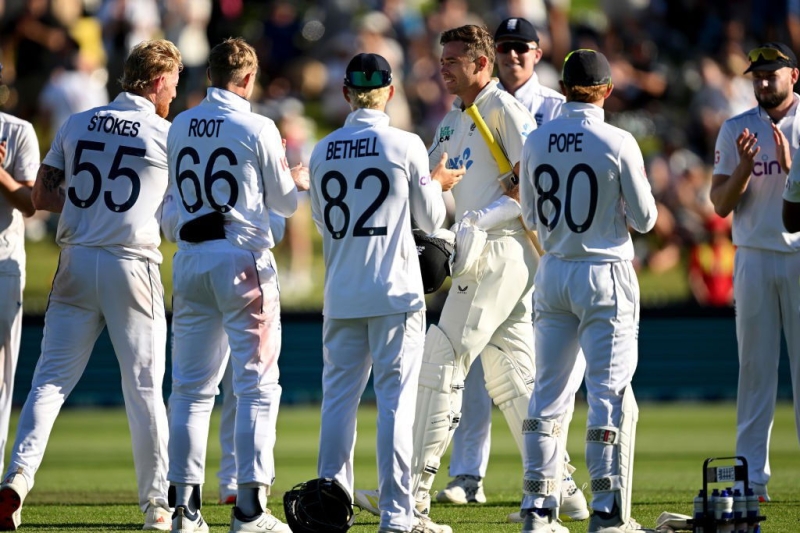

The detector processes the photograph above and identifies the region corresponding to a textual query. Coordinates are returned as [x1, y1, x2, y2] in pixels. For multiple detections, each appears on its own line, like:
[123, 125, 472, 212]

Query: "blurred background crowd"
[2, 0, 795, 309]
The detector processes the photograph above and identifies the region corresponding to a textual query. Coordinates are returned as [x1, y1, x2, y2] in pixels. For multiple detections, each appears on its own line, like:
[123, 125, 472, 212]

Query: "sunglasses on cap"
[496, 42, 538, 55]
[747, 47, 791, 63]
[344, 70, 392, 88]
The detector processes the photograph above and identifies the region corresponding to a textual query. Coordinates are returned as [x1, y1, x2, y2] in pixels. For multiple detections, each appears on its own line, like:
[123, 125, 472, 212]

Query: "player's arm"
[710, 126, 757, 217]
[0, 123, 40, 217]
[619, 135, 657, 233]
[259, 123, 298, 218]
[497, 99, 535, 197]
[408, 136, 446, 234]
[782, 149, 800, 232]
[268, 210, 287, 244]
[31, 164, 65, 213]
[0, 166, 34, 217]
[307, 148, 325, 236]
[518, 136, 538, 232]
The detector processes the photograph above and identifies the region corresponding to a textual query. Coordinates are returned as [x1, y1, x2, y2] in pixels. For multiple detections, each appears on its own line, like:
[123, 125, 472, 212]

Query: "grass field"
[5, 402, 798, 532]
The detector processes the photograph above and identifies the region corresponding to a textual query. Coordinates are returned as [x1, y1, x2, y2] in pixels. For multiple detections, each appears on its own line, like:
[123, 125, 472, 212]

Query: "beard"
[155, 99, 170, 119]
[756, 87, 790, 109]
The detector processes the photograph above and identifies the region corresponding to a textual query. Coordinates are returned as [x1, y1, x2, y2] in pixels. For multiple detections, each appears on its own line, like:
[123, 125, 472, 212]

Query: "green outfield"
[5, 402, 798, 532]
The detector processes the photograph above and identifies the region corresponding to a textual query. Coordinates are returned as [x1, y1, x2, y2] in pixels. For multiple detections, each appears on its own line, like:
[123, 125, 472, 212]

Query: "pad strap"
[523, 478, 559, 496]
[523, 418, 562, 437]
[590, 475, 622, 493]
[586, 426, 619, 445]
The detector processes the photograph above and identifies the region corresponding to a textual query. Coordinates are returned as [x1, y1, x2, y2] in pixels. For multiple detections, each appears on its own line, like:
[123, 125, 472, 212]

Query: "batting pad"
[483, 344, 533, 455]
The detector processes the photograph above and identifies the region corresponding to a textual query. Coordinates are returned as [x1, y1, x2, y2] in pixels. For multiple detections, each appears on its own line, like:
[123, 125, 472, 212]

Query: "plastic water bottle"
[693, 489, 707, 532]
[746, 487, 760, 533]
[733, 489, 747, 533]
[716, 489, 734, 533]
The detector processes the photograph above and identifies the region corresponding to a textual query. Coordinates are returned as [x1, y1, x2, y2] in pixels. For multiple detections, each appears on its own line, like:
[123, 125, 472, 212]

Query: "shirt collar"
[344, 108, 391, 127]
[560, 101, 605, 121]
[204, 87, 252, 112]
[114, 92, 157, 113]
[454, 79, 499, 110]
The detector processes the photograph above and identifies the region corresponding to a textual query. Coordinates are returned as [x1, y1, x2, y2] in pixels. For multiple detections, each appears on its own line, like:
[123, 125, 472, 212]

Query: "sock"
[172, 484, 200, 515]
[237, 484, 267, 518]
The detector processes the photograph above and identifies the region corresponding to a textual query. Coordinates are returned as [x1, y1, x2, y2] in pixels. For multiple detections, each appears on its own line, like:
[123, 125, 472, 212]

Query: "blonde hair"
[440, 25, 495, 67]
[565, 84, 610, 103]
[346, 86, 391, 110]
[120, 40, 182, 93]
[208, 37, 259, 87]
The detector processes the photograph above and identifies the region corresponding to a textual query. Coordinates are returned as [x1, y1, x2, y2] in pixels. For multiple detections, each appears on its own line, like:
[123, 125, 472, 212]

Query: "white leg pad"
[482, 344, 533, 456]
[412, 325, 463, 498]
[586, 386, 638, 521]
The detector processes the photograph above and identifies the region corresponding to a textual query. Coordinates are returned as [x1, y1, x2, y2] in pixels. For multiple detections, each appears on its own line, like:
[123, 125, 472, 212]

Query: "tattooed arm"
[31, 164, 66, 213]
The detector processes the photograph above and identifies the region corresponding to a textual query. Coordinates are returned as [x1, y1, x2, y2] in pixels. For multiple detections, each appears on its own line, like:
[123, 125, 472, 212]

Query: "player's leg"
[776, 250, 800, 500]
[368, 310, 425, 533]
[733, 248, 781, 493]
[169, 249, 228, 531]
[579, 260, 644, 530]
[317, 317, 372, 494]
[520, 255, 580, 516]
[0, 275, 22, 475]
[217, 359, 237, 504]
[439, 360, 491, 505]
[221, 248, 288, 532]
[0, 249, 103, 530]
[100, 252, 170, 519]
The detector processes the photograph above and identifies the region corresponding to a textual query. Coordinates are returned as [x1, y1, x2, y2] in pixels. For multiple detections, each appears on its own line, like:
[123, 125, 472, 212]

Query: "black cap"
[344, 53, 392, 89]
[744, 42, 798, 73]
[494, 18, 539, 43]
[562, 49, 612, 87]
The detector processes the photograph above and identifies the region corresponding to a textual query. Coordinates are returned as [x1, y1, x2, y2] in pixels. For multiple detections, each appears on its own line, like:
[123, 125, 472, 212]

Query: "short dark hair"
[440, 25, 495, 66]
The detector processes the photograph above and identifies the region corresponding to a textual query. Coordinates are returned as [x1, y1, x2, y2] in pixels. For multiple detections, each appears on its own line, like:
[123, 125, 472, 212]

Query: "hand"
[736, 128, 760, 172]
[772, 123, 791, 174]
[291, 163, 309, 192]
[0, 140, 6, 166]
[431, 152, 465, 192]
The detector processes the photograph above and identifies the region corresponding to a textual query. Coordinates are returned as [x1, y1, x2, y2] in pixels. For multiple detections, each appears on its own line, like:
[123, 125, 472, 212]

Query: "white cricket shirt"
[520, 102, 657, 261]
[43, 92, 169, 263]
[0, 112, 39, 276]
[428, 80, 535, 224]
[167, 87, 298, 252]
[309, 108, 446, 319]
[499, 72, 565, 127]
[715, 96, 800, 251]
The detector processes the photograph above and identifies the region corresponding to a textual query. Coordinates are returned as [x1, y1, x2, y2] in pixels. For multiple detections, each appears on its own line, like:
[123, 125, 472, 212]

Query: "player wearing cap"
[353, 24, 540, 533]
[0, 40, 182, 532]
[713, 41, 800, 502]
[519, 50, 657, 533]
[309, 52, 458, 533]
[165, 37, 306, 533]
[440, 18, 589, 525]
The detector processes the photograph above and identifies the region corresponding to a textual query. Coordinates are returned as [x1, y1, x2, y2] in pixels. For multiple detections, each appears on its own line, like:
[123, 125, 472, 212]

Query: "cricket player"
[0, 63, 39, 483]
[713, 41, 800, 502]
[0, 40, 182, 531]
[518, 49, 657, 533]
[354, 25, 541, 533]
[442, 18, 589, 525]
[309, 52, 460, 533]
[166, 37, 305, 533]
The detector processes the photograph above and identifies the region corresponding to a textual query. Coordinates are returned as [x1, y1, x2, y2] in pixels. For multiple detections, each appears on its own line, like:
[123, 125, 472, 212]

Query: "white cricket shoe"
[0, 472, 29, 531]
[521, 510, 569, 533]
[435, 475, 486, 504]
[171, 506, 209, 533]
[751, 483, 770, 503]
[219, 486, 237, 505]
[354, 489, 381, 516]
[229, 507, 290, 532]
[411, 511, 452, 533]
[508, 476, 589, 523]
[587, 513, 656, 532]
[143, 500, 172, 531]
[560, 476, 590, 520]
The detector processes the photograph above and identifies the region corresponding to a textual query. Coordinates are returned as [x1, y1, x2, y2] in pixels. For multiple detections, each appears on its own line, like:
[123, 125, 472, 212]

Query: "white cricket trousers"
[5, 246, 169, 510]
[0, 275, 23, 476]
[168, 242, 282, 488]
[318, 311, 425, 533]
[733, 247, 800, 486]
[524, 255, 639, 512]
